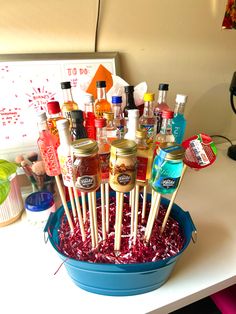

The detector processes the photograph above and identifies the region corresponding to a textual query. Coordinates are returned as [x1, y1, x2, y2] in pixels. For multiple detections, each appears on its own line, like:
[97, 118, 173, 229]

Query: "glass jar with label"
[109, 139, 137, 193]
[151, 143, 185, 194]
[71, 139, 101, 193]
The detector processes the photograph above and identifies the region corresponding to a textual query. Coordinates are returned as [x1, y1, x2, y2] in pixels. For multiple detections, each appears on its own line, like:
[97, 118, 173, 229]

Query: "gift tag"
[182, 133, 217, 169]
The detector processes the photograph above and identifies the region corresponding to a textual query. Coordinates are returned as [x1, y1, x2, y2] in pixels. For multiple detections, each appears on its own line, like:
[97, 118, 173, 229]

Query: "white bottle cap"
[56, 119, 69, 130]
[176, 94, 188, 103]
[36, 112, 47, 122]
[127, 109, 139, 117]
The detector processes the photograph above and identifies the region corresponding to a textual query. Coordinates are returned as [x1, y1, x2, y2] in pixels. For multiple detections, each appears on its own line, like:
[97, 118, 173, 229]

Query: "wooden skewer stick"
[141, 185, 147, 220]
[88, 192, 96, 249]
[55, 176, 74, 233]
[144, 191, 161, 242]
[81, 192, 87, 223]
[133, 185, 140, 245]
[161, 164, 188, 234]
[130, 187, 136, 235]
[68, 186, 76, 220]
[101, 184, 106, 240]
[105, 183, 110, 234]
[114, 192, 124, 251]
[92, 191, 98, 246]
[73, 187, 86, 241]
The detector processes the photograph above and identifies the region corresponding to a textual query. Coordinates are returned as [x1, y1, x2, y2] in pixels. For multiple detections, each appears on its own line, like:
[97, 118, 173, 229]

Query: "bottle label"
[75, 175, 98, 190]
[38, 142, 60, 176]
[58, 155, 73, 187]
[99, 152, 110, 180]
[156, 176, 180, 190]
[140, 124, 154, 139]
[116, 125, 125, 138]
[117, 173, 131, 185]
[136, 156, 148, 182]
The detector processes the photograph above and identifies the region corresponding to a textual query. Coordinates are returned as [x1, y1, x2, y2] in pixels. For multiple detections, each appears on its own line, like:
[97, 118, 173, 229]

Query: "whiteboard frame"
[0, 52, 120, 160]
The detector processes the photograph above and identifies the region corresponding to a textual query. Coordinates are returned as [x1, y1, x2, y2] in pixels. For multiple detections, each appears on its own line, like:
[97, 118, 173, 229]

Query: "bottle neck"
[62, 88, 74, 102]
[157, 90, 168, 104]
[48, 112, 62, 119]
[58, 128, 71, 146]
[143, 101, 154, 117]
[136, 137, 148, 148]
[113, 104, 123, 119]
[38, 120, 48, 133]
[97, 87, 107, 100]
[160, 117, 173, 134]
[96, 126, 108, 143]
[174, 103, 185, 116]
[125, 92, 136, 107]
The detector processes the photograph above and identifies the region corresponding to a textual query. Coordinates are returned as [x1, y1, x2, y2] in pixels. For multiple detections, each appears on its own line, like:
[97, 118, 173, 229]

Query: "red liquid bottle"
[37, 112, 61, 177]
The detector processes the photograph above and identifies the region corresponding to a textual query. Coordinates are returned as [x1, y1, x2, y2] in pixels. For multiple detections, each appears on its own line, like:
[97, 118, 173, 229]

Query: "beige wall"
[1, 0, 236, 141]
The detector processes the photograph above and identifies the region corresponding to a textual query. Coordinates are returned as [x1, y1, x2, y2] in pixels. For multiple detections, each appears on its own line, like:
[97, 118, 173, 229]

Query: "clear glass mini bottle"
[172, 94, 188, 144]
[46, 101, 64, 139]
[111, 95, 125, 139]
[103, 112, 117, 144]
[60, 81, 78, 126]
[155, 110, 175, 146]
[139, 93, 157, 145]
[154, 83, 170, 133]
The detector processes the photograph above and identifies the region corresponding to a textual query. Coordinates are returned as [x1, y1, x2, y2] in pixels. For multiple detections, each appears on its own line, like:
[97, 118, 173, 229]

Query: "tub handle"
[185, 211, 197, 243]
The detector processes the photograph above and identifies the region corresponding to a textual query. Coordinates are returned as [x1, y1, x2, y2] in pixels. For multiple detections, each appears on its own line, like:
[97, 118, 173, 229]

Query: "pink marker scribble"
[26, 84, 56, 112]
[0, 107, 22, 127]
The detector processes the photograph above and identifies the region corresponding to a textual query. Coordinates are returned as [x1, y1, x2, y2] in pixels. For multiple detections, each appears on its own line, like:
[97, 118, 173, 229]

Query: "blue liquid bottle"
[172, 94, 188, 144]
[151, 143, 185, 194]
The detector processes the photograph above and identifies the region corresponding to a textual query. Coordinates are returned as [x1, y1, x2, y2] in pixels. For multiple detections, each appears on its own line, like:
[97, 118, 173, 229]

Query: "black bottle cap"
[61, 81, 71, 89]
[124, 85, 134, 93]
[96, 81, 106, 88]
[158, 83, 169, 91]
[227, 144, 236, 160]
[71, 110, 84, 122]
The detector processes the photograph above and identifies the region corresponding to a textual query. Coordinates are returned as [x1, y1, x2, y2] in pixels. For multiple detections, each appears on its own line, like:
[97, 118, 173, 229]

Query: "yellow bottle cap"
[143, 93, 155, 102]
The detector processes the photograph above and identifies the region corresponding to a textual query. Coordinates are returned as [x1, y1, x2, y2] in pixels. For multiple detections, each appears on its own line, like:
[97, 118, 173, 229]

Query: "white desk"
[0, 142, 235, 314]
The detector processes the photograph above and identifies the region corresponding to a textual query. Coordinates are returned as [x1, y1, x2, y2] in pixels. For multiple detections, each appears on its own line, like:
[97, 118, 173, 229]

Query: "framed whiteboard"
[0, 52, 120, 159]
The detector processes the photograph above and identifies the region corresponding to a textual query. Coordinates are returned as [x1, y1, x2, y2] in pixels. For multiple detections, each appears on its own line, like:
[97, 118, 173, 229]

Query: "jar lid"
[103, 112, 114, 121]
[110, 139, 137, 156]
[72, 138, 98, 156]
[143, 93, 155, 102]
[157, 143, 185, 160]
[136, 128, 147, 139]
[25, 191, 54, 212]
[47, 101, 61, 114]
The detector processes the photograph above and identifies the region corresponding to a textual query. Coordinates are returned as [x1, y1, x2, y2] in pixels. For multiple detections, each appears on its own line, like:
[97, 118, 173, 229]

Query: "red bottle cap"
[47, 101, 61, 114]
[94, 118, 106, 128]
[162, 110, 174, 119]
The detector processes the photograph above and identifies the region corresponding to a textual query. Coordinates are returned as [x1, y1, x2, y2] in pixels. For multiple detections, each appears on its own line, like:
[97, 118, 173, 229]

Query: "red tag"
[137, 156, 148, 182]
[182, 133, 217, 169]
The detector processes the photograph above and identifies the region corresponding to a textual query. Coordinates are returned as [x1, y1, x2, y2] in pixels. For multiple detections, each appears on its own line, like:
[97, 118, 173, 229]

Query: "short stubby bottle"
[151, 143, 185, 194]
[94, 81, 111, 117]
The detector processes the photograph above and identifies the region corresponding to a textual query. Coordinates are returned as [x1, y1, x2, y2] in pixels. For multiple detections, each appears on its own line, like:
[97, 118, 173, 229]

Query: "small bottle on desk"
[60, 81, 78, 127]
[94, 81, 111, 117]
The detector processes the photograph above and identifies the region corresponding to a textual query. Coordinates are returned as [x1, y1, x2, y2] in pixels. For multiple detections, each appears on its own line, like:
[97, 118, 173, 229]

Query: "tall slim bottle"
[111, 95, 125, 139]
[94, 81, 111, 117]
[154, 83, 170, 133]
[36, 112, 60, 177]
[60, 81, 78, 126]
[139, 92, 157, 145]
[123, 85, 138, 120]
[56, 119, 74, 187]
[94, 118, 110, 183]
[172, 94, 188, 144]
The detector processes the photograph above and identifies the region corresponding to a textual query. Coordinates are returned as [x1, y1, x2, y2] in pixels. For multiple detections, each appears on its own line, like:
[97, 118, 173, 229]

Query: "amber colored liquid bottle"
[94, 81, 111, 117]
[60, 81, 78, 127]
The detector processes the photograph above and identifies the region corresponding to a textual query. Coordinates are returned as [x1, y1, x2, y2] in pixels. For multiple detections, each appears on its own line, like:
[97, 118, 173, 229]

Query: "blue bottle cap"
[25, 191, 54, 212]
[112, 96, 122, 104]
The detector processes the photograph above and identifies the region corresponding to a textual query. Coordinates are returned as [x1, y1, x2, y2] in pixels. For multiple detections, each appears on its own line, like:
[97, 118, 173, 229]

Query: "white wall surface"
[0, 0, 236, 141]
